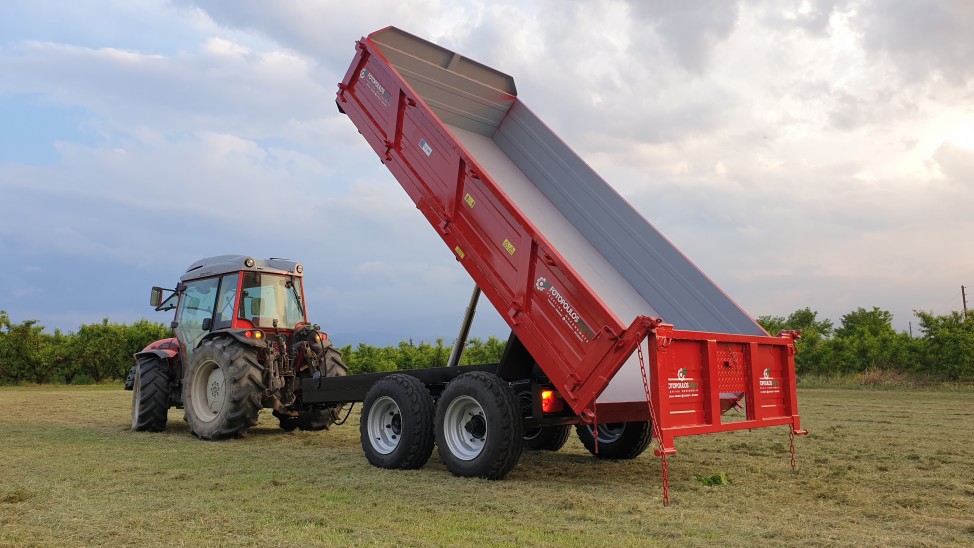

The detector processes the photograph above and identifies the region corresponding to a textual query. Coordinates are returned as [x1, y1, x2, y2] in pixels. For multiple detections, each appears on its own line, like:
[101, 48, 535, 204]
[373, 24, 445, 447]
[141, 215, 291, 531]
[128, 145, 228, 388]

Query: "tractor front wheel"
[131, 356, 170, 432]
[183, 338, 265, 440]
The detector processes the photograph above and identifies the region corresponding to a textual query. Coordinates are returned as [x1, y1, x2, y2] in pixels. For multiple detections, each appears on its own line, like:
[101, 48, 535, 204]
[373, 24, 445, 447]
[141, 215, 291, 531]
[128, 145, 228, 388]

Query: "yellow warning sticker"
[464, 193, 475, 208]
[454, 246, 465, 259]
[502, 239, 516, 256]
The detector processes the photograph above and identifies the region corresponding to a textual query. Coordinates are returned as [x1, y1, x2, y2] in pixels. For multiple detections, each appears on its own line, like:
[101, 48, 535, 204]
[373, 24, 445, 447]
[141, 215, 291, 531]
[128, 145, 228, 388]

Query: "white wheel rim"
[367, 396, 402, 454]
[192, 360, 225, 422]
[442, 395, 487, 461]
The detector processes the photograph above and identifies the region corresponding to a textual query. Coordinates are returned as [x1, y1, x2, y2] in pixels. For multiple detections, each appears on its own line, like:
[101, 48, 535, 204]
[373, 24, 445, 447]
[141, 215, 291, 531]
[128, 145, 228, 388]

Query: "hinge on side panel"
[437, 217, 451, 234]
[383, 140, 394, 162]
[507, 303, 522, 325]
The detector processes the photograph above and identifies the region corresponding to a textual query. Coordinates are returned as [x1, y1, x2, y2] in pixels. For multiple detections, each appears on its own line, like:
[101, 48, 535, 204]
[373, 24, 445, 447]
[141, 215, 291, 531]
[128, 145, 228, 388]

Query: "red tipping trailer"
[322, 26, 804, 499]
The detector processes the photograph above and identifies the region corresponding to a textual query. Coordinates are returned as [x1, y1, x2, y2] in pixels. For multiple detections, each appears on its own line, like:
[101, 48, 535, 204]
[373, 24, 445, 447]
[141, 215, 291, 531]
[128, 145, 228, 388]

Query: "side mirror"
[150, 287, 164, 307]
[150, 287, 177, 312]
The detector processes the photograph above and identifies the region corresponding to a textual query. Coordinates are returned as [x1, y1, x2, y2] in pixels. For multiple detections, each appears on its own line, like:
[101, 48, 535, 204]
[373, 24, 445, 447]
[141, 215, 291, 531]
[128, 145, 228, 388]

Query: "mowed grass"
[1, 386, 972, 546]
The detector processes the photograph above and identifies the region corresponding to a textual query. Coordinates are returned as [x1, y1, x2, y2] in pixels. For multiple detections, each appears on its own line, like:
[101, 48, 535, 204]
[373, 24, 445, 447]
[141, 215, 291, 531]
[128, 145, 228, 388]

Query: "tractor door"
[173, 276, 220, 364]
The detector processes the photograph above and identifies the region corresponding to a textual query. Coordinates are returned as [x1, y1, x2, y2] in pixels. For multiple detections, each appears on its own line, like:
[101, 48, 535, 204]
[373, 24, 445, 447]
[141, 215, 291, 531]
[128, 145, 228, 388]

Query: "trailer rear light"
[541, 389, 564, 414]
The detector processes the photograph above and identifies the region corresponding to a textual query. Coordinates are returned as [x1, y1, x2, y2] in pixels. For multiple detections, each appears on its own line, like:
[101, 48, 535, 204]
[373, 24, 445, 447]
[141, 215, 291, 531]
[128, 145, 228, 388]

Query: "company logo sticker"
[534, 276, 595, 341]
[359, 68, 392, 107]
[760, 367, 780, 391]
[668, 367, 699, 398]
[419, 138, 433, 157]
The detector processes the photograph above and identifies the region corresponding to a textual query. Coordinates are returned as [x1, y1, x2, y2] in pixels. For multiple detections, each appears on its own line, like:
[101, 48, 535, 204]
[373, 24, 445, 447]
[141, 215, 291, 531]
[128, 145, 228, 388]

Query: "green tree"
[824, 307, 920, 374]
[72, 318, 128, 383]
[757, 308, 833, 374]
[914, 310, 974, 380]
[835, 307, 895, 339]
[0, 313, 45, 384]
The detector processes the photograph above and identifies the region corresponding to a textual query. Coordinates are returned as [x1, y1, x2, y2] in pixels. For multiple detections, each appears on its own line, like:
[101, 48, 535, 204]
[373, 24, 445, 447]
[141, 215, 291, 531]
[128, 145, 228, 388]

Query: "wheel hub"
[368, 396, 402, 455]
[442, 395, 487, 461]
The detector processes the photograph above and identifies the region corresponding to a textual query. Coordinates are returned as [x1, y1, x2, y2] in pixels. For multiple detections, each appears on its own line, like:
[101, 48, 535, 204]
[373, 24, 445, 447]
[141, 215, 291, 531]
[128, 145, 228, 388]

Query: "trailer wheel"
[523, 425, 571, 451]
[131, 356, 170, 432]
[575, 421, 653, 459]
[183, 338, 264, 440]
[360, 374, 434, 469]
[435, 372, 523, 479]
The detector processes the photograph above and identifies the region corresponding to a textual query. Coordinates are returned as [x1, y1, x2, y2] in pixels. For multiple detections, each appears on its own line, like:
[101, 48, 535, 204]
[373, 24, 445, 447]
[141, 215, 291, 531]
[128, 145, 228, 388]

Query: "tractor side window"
[174, 276, 220, 362]
[212, 273, 239, 331]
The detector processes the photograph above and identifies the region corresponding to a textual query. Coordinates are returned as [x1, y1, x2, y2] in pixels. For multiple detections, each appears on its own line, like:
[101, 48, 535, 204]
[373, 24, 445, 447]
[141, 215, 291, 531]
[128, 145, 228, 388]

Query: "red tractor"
[126, 255, 348, 439]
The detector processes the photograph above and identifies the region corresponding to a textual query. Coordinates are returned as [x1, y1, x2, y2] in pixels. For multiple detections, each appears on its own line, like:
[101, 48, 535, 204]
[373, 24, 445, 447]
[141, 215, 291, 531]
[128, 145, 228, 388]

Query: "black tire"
[183, 338, 265, 440]
[131, 356, 170, 432]
[278, 345, 349, 432]
[360, 374, 435, 470]
[124, 365, 137, 391]
[435, 371, 523, 479]
[523, 425, 571, 451]
[575, 421, 653, 459]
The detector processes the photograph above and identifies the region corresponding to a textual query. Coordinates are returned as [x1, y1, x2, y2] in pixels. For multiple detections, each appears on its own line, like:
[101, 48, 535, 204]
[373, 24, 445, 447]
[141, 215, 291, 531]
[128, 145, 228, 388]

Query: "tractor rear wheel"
[435, 371, 523, 479]
[575, 421, 653, 459]
[183, 338, 264, 440]
[523, 425, 571, 451]
[360, 374, 435, 469]
[131, 356, 170, 432]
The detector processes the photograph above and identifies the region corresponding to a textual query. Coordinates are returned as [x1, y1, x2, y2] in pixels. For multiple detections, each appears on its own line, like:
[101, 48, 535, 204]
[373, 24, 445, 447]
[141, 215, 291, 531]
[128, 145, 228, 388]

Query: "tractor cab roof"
[179, 255, 304, 282]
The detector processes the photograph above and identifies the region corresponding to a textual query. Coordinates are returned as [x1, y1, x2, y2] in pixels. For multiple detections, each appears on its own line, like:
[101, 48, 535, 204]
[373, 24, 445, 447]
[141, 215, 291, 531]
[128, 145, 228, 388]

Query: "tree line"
[1, 307, 971, 385]
[757, 307, 973, 381]
[0, 309, 508, 385]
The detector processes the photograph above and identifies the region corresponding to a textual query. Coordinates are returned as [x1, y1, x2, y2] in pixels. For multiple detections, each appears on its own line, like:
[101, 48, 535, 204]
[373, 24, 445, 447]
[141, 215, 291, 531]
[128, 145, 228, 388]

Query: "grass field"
[1, 386, 972, 546]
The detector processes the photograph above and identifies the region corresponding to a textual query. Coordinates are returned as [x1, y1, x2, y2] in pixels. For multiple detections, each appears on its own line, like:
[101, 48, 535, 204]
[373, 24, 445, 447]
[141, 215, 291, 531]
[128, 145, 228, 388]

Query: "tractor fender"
[134, 348, 178, 362]
[134, 337, 179, 362]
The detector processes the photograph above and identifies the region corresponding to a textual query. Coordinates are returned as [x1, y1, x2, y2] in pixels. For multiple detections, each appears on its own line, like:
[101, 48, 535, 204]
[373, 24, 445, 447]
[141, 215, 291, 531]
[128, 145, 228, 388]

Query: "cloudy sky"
[1, 0, 971, 344]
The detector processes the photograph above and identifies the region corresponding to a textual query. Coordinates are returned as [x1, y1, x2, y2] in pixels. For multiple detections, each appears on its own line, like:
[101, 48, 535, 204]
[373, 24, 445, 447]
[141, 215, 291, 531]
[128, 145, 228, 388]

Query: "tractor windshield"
[237, 272, 307, 329]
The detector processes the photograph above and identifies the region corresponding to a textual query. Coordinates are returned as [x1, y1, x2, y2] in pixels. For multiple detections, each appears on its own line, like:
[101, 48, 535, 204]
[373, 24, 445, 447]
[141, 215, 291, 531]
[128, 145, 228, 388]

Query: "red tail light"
[541, 389, 564, 413]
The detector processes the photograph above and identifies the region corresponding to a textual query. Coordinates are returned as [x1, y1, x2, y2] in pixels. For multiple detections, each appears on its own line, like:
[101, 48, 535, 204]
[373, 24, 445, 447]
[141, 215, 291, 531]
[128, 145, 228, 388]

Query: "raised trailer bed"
[317, 27, 805, 501]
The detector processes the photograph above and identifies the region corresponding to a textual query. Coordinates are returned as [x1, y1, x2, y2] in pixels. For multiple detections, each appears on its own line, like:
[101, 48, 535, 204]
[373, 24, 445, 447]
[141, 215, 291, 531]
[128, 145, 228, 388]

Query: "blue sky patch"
[0, 94, 97, 165]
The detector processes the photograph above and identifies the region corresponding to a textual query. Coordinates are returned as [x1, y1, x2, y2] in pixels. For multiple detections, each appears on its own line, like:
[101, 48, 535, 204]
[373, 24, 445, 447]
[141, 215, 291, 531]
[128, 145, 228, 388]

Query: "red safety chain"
[637, 340, 669, 506]
[789, 428, 797, 472]
[592, 402, 599, 455]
